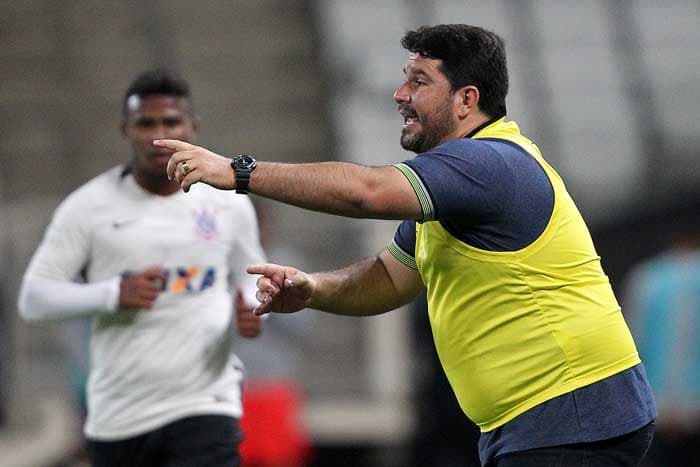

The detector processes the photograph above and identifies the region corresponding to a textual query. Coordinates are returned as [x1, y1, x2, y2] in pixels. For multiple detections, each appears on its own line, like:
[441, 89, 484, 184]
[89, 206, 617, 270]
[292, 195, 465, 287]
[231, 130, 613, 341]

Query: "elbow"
[333, 165, 397, 219]
[351, 184, 390, 219]
[352, 169, 414, 219]
[17, 281, 46, 322]
[18, 298, 36, 323]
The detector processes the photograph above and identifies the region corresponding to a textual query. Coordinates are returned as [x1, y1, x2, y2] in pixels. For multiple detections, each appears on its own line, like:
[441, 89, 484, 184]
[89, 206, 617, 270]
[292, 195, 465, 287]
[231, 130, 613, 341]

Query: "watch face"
[235, 154, 256, 170]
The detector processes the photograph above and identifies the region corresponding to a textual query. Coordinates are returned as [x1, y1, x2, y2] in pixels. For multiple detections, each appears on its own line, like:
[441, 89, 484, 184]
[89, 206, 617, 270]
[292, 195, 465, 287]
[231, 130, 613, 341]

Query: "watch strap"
[231, 156, 255, 195]
[236, 169, 251, 194]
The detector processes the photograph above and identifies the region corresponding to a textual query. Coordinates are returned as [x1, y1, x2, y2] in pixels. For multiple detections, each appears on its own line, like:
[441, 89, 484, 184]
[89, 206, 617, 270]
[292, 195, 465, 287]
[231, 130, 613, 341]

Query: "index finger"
[247, 263, 286, 287]
[247, 263, 283, 276]
[153, 139, 196, 151]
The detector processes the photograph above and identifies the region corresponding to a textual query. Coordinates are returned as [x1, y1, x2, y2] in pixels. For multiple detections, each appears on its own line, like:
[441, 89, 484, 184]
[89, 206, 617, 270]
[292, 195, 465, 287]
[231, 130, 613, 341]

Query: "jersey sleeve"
[228, 198, 267, 306]
[19, 193, 121, 321]
[393, 140, 512, 223]
[23, 195, 92, 282]
[387, 220, 417, 270]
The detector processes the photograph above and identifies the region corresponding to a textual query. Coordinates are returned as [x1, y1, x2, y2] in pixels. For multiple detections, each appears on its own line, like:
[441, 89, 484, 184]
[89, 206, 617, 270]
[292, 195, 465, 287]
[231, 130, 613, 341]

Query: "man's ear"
[120, 121, 128, 138]
[456, 85, 480, 119]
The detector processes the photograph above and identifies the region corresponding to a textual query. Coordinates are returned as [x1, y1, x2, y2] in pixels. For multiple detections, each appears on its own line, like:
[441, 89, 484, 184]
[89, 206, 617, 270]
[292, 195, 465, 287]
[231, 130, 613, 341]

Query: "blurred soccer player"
[625, 230, 700, 467]
[19, 69, 265, 467]
[158, 25, 657, 467]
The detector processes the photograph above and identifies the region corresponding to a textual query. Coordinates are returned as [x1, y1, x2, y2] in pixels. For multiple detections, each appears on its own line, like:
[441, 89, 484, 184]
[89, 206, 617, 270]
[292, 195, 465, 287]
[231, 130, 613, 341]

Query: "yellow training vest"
[415, 119, 640, 431]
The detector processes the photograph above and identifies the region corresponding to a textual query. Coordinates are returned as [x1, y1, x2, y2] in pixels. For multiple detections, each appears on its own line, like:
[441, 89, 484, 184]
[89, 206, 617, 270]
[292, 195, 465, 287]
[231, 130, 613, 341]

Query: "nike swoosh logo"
[112, 218, 139, 229]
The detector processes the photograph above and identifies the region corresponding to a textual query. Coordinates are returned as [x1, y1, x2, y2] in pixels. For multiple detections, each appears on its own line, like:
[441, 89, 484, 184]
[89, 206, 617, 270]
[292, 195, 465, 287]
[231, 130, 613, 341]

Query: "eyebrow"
[403, 66, 430, 77]
[131, 113, 185, 124]
[409, 69, 431, 81]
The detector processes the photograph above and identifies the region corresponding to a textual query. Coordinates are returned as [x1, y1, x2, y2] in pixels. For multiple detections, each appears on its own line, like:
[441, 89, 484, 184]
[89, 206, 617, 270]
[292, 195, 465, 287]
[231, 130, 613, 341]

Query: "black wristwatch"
[230, 154, 257, 194]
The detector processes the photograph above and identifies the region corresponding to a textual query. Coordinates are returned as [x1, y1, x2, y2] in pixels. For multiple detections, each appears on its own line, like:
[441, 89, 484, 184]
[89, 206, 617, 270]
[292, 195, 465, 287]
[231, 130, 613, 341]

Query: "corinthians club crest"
[192, 208, 219, 241]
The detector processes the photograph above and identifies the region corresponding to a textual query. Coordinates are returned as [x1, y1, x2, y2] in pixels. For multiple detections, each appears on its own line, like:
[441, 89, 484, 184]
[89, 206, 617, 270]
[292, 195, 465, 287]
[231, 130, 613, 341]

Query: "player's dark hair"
[401, 24, 508, 118]
[122, 69, 192, 119]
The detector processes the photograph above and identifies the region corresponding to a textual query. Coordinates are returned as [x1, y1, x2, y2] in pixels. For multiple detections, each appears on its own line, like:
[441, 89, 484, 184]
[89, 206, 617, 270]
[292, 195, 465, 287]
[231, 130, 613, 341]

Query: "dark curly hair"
[401, 24, 508, 118]
[122, 69, 192, 119]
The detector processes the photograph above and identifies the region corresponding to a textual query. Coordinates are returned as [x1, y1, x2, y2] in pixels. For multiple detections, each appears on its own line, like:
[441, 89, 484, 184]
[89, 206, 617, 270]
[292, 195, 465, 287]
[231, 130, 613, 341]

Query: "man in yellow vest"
[156, 24, 656, 467]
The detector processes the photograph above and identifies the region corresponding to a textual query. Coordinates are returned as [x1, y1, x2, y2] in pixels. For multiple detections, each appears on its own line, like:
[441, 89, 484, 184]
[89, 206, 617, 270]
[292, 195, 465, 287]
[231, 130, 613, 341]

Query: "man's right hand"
[155, 139, 235, 193]
[247, 263, 314, 316]
[118, 266, 166, 310]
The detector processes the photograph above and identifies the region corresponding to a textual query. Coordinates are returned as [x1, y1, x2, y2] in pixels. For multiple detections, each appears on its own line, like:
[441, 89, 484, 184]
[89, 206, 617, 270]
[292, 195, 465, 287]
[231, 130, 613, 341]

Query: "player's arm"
[18, 196, 113, 321]
[19, 277, 121, 321]
[156, 139, 424, 221]
[20, 270, 166, 322]
[235, 288, 261, 338]
[248, 248, 424, 317]
[18, 197, 164, 322]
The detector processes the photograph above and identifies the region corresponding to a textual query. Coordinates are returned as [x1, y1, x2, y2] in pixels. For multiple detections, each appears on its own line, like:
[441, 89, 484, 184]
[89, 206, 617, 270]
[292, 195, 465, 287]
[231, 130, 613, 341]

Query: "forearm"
[308, 256, 408, 316]
[159, 139, 422, 219]
[251, 162, 414, 220]
[18, 277, 121, 322]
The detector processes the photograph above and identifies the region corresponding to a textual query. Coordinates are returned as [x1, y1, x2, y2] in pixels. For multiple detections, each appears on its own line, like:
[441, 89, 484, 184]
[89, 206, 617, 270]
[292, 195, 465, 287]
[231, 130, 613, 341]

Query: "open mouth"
[400, 109, 419, 127]
[403, 115, 418, 127]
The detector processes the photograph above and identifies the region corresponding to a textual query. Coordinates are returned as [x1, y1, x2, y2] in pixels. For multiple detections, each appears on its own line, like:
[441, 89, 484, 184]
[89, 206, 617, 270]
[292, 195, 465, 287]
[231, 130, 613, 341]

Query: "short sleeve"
[394, 139, 512, 223]
[387, 220, 417, 270]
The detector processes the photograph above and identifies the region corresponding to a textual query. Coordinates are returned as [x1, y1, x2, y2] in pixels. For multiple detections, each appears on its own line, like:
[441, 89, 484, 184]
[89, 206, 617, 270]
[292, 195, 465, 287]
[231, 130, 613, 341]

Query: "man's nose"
[393, 84, 411, 104]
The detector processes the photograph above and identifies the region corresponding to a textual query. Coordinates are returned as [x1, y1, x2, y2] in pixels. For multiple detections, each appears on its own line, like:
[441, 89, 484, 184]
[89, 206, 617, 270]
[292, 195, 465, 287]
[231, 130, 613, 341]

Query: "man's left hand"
[235, 288, 262, 338]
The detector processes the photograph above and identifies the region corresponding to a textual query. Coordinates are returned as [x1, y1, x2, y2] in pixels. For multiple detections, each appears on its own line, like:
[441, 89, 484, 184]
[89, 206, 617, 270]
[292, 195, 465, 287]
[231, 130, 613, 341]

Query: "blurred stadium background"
[1, 1, 698, 466]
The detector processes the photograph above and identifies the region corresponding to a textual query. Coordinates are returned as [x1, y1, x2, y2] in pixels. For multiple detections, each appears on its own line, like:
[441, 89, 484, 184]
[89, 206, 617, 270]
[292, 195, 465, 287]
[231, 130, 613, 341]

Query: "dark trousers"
[491, 422, 655, 467]
[641, 428, 700, 467]
[88, 414, 241, 467]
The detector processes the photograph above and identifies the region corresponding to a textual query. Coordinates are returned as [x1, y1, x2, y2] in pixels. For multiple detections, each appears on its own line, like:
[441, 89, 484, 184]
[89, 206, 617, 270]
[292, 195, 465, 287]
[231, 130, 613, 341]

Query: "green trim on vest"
[388, 240, 418, 270]
[393, 163, 434, 222]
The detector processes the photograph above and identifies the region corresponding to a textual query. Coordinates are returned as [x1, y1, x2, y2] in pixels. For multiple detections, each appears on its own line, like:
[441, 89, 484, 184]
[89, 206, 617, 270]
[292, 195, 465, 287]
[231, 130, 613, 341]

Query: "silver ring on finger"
[181, 161, 191, 174]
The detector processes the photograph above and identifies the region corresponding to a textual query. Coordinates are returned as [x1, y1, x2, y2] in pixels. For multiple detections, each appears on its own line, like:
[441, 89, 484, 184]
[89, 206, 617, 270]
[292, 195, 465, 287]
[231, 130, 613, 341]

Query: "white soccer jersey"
[20, 166, 266, 440]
